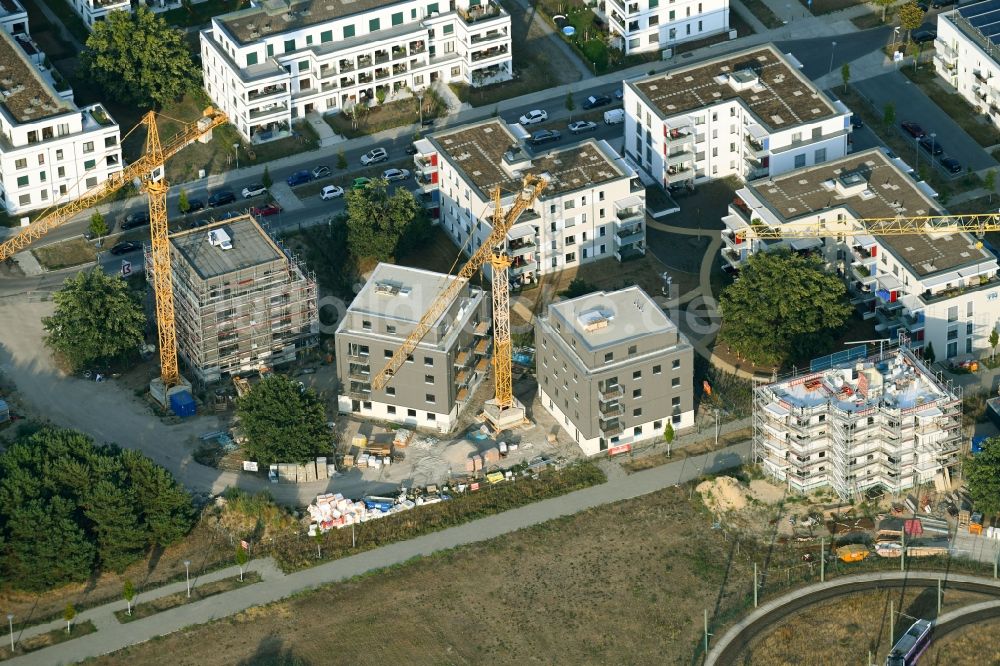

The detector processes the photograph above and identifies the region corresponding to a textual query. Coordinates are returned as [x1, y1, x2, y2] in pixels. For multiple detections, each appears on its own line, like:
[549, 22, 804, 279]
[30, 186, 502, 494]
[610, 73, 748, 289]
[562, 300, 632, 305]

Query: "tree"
[986, 169, 997, 204]
[841, 62, 850, 92]
[314, 529, 323, 559]
[178, 188, 190, 214]
[375, 87, 387, 105]
[236, 374, 330, 466]
[119, 449, 194, 547]
[965, 438, 1000, 516]
[345, 178, 419, 263]
[83, 479, 148, 573]
[64, 603, 76, 633]
[663, 421, 675, 457]
[991, 328, 999, 361]
[882, 102, 896, 130]
[336, 150, 347, 170]
[898, 2, 925, 43]
[235, 544, 249, 582]
[873, 0, 895, 20]
[559, 278, 599, 299]
[81, 6, 199, 108]
[42, 269, 146, 373]
[718, 250, 851, 367]
[565, 90, 575, 120]
[2, 498, 95, 591]
[261, 165, 272, 189]
[89, 212, 108, 239]
[123, 579, 135, 616]
[924, 341, 936, 365]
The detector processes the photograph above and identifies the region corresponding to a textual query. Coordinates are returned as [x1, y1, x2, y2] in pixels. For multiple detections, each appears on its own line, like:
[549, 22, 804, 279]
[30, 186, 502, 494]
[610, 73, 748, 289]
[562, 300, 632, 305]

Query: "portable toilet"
[0, 399, 8, 424]
[169, 390, 197, 418]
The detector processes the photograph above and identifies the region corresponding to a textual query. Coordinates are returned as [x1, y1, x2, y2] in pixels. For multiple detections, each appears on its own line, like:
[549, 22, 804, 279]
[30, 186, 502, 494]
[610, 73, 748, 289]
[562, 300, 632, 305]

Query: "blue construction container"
[972, 435, 990, 455]
[169, 391, 196, 418]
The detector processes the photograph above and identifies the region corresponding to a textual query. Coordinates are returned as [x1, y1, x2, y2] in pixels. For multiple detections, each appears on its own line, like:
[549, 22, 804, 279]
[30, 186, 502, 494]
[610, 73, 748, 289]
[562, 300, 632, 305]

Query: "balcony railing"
[666, 127, 693, 143]
[508, 238, 535, 255]
[374, 52, 390, 65]
[249, 104, 288, 120]
[375, 69, 390, 80]
[665, 166, 692, 183]
[248, 85, 287, 101]
[599, 401, 624, 417]
[393, 63, 407, 76]
[616, 225, 643, 242]
[459, 3, 504, 24]
[392, 48, 407, 60]
[471, 29, 507, 44]
[339, 60, 355, 72]
[472, 45, 509, 62]
[599, 384, 623, 401]
[357, 56, 373, 69]
[616, 205, 643, 220]
[358, 73, 374, 84]
[601, 419, 624, 437]
[745, 135, 767, 155]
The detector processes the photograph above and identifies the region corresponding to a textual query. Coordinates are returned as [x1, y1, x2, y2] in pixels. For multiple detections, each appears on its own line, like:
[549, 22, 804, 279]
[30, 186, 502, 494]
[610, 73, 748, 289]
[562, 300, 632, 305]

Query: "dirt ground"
[925, 618, 1000, 664]
[93, 487, 753, 666]
[739, 588, 995, 665]
[30, 237, 97, 270]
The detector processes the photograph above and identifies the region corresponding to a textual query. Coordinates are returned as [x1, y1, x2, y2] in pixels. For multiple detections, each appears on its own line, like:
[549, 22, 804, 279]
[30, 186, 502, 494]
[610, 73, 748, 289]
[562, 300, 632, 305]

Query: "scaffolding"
[147, 216, 318, 384]
[752, 349, 963, 501]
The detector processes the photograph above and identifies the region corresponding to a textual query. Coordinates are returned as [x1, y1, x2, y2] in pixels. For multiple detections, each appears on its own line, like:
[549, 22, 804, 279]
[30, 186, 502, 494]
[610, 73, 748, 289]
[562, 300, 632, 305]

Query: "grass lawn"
[161, 0, 247, 27]
[37, 0, 90, 43]
[325, 95, 445, 139]
[622, 426, 753, 473]
[743, 0, 785, 28]
[396, 224, 464, 275]
[798, 0, 866, 14]
[0, 620, 96, 660]
[113, 572, 262, 623]
[31, 237, 98, 269]
[901, 66, 1000, 148]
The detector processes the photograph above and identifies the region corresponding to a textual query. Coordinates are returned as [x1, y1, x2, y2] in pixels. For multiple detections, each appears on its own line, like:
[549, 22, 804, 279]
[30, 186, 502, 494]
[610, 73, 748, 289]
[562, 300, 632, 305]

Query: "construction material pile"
[696, 476, 748, 513]
[307, 489, 454, 534]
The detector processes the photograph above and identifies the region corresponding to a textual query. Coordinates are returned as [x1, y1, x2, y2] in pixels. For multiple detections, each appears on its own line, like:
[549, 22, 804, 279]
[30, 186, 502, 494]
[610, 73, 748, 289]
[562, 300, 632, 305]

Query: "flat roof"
[631, 44, 838, 132]
[745, 149, 992, 277]
[0, 29, 69, 123]
[170, 216, 285, 280]
[948, 0, 1000, 66]
[219, 0, 414, 45]
[429, 119, 627, 200]
[349, 263, 470, 323]
[548, 286, 674, 350]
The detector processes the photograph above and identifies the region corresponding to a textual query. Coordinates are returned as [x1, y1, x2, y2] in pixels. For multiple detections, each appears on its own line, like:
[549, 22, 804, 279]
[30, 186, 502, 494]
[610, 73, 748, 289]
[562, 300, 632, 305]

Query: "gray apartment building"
[164, 216, 318, 384]
[535, 286, 694, 456]
[335, 264, 491, 432]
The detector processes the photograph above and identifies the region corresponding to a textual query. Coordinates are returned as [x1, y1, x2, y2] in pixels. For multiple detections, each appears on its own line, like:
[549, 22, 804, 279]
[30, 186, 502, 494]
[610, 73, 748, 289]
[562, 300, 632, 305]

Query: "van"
[604, 109, 625, 125]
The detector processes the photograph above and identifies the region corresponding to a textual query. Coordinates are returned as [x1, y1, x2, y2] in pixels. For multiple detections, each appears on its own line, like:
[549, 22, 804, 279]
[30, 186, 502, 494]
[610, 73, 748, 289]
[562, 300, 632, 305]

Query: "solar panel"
[959, 0, 1000, 20]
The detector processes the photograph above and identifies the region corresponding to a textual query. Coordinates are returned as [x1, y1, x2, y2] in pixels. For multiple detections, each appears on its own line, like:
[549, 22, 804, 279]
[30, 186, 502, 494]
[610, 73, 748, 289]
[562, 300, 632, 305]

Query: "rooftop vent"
[578, 307, 613, 332]
[728, 68, 759, 91]
[835, 170, 868, 198]
[208, 229, 233, 250]
[374, 281, 401, 296]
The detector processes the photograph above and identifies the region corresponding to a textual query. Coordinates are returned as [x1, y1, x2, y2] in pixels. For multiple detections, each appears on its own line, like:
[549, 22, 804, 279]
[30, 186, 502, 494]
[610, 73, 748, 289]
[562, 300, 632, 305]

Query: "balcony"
[375, 68, 390, 80]
[248, 85, 287, 102]
[665, 149, 692, 166]
[615, 245, 645, 262]
[347, 382, 371, 398]
[616, 225, 643, 244]
[357, 55, 373, 69]
[459, 3, 505, 24]
[850, 262, 876, 282]
[409, 40, 426, 54]
[975, 69, 991, 83]
[746, 164, 769, 181]
[249, 104, 288, 120]
[348, 363, 370, 380]
[392, 47, 408, 60]
[393, 63, 408, 76]
[745, 134, 767, 157]
[374, 51, 390, 65]
[665, 166, 693, 184]
[321, 80, 337, 93]
[851, 244, 877, 264]
[358, 73, 374, 84]
[471, 28, 507, 45]
[934, 55, 957, 72]
[601, 419, 624, 437]
[665, 127, 694, 144]
[902, 312, 925, 332]
[600, 401, 624, 418]
[921, 273, 1000, 304]
[508, 237, 535, 257]
[510, 259, 535, 276]
[319, 64, 336, 78]
[416, 171, 438, 191]
[599, 384, 623, 401]
[627, 1, 639, 12]
[472, 45, 509, 62]
[615, 199, 644, 222]
[339, 60, 354, 72]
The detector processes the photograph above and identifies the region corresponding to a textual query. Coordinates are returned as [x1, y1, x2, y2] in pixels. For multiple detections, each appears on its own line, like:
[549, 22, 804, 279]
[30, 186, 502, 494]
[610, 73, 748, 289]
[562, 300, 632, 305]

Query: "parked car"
[530, 129, 561, 146]
[568, 120, 598, 134]
[582, 94, 612, 110]
[352, 177, 372, 190]
[940, 156, 962, 174]
[604, 109, 626, 125]
[251, 203, 282, 217]
[241, 183, 267, 198]
[382, 168, 411, 181]
[188, 218, 209, 229]
[311, 165, 331, 179]
[217, 211, 242, 221]
[121, 211, 150, 230]
[110, 241, 142, 255]
[321, 185, 345, 200]
[286, 170, 314, 187]
[932, 0, 957, 7]
[850, 115, 863, 129]
[185, 198, 205, 213]
[361, 147, 388, 165]
[518, 109, 547, 125]
[900, 121, 926, 138]
[207, 190, 236, 207]
[405, 144, 418, 155]
[918, 136, 943, 156]
[912, 28, 937, 43]
[614, 88, 624, 100]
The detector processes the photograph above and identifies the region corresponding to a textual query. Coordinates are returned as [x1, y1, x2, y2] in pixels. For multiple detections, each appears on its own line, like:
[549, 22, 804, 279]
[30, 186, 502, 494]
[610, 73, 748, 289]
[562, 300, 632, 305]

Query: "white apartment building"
[413, 118, 645, 284]
[722, 148, 1000, 361]
[201, 0, 511, 143]
[0, 1, 122, 214]
[67, 0, 130, 30]
[599, 0, 730, 55]
[934, 0, 1000, 127]
[623, 44, 852, 193]
[753, 349, 962, 500]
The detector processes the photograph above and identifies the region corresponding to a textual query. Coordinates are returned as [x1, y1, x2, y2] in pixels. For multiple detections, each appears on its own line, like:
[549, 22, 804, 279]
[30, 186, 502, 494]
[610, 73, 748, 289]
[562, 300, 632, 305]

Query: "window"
[947, 306, 958, 322]
[604, 352, 614, 362]
[599, 226, 606, 237]
[408, 408, 417, 417]
[424, 356, 434, 367]
[387, 406, 397, 415]
[82, 141, 94, 154]
[369, 18, 380, 31]
[362, 320, 372, 330]
[649, 15, 659, 26]
[15, 175, 27, 187]
[386, 386, 396, 398]
[321, 29, 332, 43]
[57, 123, 69, 137]
[633, 370, 642, 380]
[17, 194, 29, 206]
[425, 393, 435, 403]
[633, 388, 642, 398]
[36, 153, 44, 166]
[672, 396, 681, 406]
[39, 171, 45, 182]
[451, 66, 461, 77]
[267, 44, 274, 57]
[672, 359, 680, 369]
[443, 23, 453, 34]
[947, 341, 958, 358]
[298, 60, 308, 72]
[284, 39, 295, 53]
[814, 148, 826, 164]
[425, 374, 434, 384]
[565, 252, 576, 263]
[650, 0, 658, 6]
[668, 9, 674, 18]
[967, 322, 974, 335]
[947, 327, 958, 341]
[344, 25, 355, 38]
[628, 345, 637, 356]
[246, 52, 258, 66]
[633, 408, 642, 417]
[671, 377, 680, 387]
[654, 420, 662, 430]
[105, 136, 117, 148]
[14, 158, 26, 170]
[57, 166, 65, 178]
[392, 11, 403, 25]
[794, 154, 806, 168]
[427, 412, 436, 421]
[653, 365, 661, 374]
[428, 2, 439, 13]
[55, 149, 63, 160]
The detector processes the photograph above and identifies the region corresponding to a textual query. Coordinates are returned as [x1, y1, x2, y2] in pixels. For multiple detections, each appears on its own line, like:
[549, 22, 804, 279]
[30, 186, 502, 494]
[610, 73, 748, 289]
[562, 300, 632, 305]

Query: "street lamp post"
[416, 88, 425, 127]
[6, 614, 12, 652]
[184, 560, 191, 598]
[829, 41, 838, 76]
[233, 143, 239, 170]
[931, 133, 937, 167]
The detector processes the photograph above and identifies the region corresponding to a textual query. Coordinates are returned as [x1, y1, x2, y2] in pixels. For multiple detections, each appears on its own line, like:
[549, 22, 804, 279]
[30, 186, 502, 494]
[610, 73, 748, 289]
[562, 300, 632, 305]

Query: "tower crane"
[0, 107, 228, 399]
[372, 174, 547, 431]
[733, 212, 1000, 241]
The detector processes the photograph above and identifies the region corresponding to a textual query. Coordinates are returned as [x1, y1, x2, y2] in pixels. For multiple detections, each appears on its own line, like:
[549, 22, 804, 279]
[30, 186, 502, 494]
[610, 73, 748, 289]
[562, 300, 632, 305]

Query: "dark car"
[850, 115, 863, 129]
[614, 88, 624, 100]
[121, 211, 150, 230]
[912, 28, 937, 43]
[582, 94, 612, 110]
[286, 169, 314, 186]
[900, 121, 926, 139]
[405, 144, 418, 155]
[940, 156, 962, 174]
[110, 241, 142, 255]
[188, 218, 209, 229]
[185, 198, 205, 213]
[918, 136, 943, 156]
[207, 190, 236, 207]
[530, 129, 561, 145]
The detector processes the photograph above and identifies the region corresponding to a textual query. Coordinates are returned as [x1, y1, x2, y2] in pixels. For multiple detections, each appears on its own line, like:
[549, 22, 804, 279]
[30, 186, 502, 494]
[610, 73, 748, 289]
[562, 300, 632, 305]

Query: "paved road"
[776, 26, 893, 81]
[10, 439, 750, 665]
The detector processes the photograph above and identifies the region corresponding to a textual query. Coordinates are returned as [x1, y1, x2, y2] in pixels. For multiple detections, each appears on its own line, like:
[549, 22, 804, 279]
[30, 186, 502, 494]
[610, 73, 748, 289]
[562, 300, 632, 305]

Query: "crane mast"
[734, 213, 1000, 241]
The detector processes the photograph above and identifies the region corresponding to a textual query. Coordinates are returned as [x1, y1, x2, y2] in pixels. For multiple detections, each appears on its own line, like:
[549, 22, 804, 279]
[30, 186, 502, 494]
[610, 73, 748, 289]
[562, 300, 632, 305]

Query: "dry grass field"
[93, 486, 752, 666]
[925, 618, 1000, 664]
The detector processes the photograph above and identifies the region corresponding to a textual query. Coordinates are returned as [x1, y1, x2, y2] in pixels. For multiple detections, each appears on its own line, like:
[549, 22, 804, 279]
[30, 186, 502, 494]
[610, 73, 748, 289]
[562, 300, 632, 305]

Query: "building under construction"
[753, 349, 962, 501]
[157, 215, 318, 384]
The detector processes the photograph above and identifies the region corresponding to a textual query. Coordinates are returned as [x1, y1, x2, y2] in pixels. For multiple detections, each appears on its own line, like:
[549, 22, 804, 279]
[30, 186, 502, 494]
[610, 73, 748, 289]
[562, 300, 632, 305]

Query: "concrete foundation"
[483, 397, 528, 432]
[149, 376, 192, 408]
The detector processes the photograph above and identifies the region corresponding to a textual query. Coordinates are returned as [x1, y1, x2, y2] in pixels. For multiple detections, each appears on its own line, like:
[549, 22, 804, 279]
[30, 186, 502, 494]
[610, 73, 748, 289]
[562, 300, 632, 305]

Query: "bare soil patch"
[0, 620, 96, 661]
[925, 617, 1000, 664]
[31, 237, 97, 270]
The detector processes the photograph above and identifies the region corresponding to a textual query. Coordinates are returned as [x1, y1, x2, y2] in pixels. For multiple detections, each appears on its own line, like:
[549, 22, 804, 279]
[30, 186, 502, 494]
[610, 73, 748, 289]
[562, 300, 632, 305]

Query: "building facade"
[165, 216, 319, 384]
[201, 0, 511, 142]
[934, 0, 1000, 127]
[535, 286, 694, 456]
[335, 263, 491, 432]
[68, 0, 130, 30]
[0, 0, 122, 214]
[623, 44, 852, 193]
[721, 148, 1000, 361]
[413, 118, 645, 285]
[753, 349, 962, 500]
[598, 0, 730, 55]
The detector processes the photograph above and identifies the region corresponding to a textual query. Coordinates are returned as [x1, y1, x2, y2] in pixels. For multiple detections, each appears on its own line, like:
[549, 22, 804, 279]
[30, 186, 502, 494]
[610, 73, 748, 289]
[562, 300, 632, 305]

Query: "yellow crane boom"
[735, 213, 1000, 240]
[372, 174, 547, 392]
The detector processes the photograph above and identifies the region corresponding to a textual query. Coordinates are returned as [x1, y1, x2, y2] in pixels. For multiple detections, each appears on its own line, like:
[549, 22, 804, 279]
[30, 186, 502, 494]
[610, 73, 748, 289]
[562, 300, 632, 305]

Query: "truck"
[603, 109, 625, 125]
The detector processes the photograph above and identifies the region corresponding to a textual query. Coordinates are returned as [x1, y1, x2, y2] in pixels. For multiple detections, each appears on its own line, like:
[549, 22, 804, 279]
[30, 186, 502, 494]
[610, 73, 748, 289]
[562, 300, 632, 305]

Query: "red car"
[900, 121, 926, 139]
[251, 203, 282, 217]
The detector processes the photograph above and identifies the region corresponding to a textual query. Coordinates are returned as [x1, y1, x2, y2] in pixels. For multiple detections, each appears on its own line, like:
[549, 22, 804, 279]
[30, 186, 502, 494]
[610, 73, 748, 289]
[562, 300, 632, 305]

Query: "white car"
[518, 109, 547, 125]
[320, 185, 344, 200]
[241, 183, 267, 198]
[382, 168, 411, 181]
[361, 147, 388, 165]
[568, 120, 597, 134]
